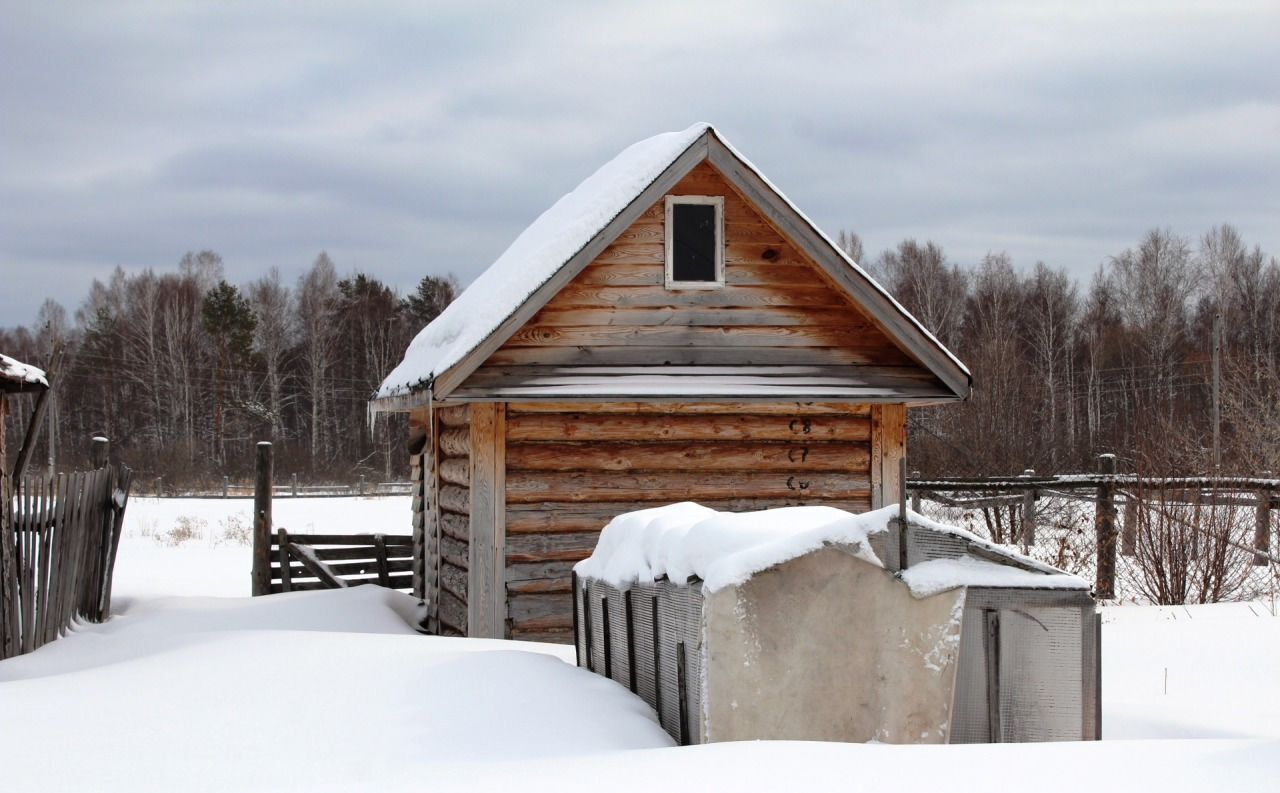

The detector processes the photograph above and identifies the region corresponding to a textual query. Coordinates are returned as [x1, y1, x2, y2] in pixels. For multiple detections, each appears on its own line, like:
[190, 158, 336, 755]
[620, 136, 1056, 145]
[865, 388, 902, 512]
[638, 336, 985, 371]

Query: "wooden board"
[467, 403, 506, 639]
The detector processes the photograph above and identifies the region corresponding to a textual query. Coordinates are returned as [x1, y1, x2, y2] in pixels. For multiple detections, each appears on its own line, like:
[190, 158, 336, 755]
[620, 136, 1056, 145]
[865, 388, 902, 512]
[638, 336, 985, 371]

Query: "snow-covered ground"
[1, 497, 1277, 791]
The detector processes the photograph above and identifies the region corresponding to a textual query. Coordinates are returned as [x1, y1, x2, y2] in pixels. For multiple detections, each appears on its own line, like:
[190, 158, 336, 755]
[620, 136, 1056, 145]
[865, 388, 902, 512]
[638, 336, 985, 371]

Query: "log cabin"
[371, 123, 970, 643]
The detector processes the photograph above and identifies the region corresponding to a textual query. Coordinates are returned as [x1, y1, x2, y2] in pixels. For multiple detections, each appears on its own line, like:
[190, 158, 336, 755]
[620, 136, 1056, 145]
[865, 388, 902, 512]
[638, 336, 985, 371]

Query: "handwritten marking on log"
[505, 441, 867, 472]
[507, 412, 870, 442]
[505, 471, 870, 503]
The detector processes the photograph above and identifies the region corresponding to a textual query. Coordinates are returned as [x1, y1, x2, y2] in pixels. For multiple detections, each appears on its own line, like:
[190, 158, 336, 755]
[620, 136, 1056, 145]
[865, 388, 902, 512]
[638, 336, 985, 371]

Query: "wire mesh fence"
[912, 475, 1280, 606]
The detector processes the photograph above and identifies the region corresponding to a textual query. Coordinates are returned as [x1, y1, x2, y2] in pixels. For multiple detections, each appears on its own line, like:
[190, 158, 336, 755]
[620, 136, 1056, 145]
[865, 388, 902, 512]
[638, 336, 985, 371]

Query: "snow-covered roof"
[375, 123, 969, 402]
[573, 503, 1088, 597]
[0, 352, 48, 391]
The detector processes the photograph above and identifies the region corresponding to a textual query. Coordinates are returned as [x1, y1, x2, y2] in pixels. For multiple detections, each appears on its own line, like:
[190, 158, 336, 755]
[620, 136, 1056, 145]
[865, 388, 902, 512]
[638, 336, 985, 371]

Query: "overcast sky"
[2, 1, 1278, 327]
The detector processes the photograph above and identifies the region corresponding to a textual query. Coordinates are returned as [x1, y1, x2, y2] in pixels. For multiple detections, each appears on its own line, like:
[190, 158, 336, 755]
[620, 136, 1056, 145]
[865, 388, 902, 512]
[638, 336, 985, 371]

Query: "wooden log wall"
[436, 404, 471, 636]
[502, 401, 879, 643]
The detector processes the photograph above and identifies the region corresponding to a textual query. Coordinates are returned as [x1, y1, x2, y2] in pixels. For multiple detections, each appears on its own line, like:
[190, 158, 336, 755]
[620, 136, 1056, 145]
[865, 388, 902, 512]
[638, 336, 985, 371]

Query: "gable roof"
[1, 353, 48, 394]
[375, 123, 970, 406]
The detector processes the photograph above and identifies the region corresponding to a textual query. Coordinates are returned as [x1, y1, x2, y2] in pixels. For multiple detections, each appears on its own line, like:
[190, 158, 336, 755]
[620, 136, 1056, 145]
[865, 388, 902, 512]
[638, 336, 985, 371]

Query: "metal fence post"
[1094, 454, 1118, 599]
[291, 472, 298, 498]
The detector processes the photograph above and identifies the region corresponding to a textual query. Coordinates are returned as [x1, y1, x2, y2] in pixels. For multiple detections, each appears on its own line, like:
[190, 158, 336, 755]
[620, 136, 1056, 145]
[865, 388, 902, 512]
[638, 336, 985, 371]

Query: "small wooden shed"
[371, 123, 970, 642]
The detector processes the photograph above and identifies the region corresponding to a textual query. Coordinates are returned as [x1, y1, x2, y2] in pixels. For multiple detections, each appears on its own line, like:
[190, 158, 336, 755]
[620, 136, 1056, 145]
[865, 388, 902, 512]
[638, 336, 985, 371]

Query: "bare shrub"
[156, 516, 206, 547]
[1124, 492, 1255, 605]
[215, 514, 252, 547]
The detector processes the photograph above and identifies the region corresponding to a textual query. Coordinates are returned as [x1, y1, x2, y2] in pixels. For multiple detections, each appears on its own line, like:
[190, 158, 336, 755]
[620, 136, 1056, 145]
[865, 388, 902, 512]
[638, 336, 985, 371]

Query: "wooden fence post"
[252, 442, 273, 596]
[1020, 469, 1036, 549]
[90, 436, 109, 469]
[1255, 483, 1272, 567]
[291, 472, 298, 498]
[1095, 454, 1118, 599]
[1121, 495, 1138, 556]
[222, 476, 229, 498]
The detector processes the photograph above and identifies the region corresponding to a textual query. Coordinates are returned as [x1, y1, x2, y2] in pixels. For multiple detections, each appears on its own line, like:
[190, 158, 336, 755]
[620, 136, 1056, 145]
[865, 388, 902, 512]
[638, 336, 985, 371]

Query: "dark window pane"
[672, 203, 717, 282]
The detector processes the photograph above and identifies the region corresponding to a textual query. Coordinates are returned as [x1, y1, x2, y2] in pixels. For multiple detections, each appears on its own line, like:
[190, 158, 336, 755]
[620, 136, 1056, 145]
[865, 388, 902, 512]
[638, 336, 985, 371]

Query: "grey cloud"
[2, 1, 1278, 325]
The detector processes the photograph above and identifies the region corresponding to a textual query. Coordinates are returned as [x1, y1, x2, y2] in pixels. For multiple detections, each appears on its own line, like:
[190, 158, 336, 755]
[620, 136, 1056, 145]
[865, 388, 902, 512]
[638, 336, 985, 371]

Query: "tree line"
[841, 224, 1280, 477]
[1, 252, 457, 488]
[4, 222, 1278, 487]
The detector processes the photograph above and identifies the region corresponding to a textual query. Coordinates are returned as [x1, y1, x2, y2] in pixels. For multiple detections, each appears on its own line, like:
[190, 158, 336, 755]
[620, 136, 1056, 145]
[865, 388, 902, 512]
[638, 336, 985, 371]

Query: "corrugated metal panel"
[606, 588, 631, 689]
[630, 584, 660, 715]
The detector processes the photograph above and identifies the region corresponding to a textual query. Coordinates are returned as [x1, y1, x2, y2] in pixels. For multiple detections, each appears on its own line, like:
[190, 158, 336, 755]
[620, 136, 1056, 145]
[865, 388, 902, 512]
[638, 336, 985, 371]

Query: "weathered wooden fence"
[1, 457, 133, 659]
[909, 454, 1280, 600]
[264, 528, 413, 594]
[248, 442, 413, 595]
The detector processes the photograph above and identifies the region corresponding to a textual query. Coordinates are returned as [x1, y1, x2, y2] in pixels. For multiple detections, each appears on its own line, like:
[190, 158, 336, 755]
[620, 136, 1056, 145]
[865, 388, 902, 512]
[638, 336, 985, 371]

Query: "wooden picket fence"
[0, 464, 133, 660]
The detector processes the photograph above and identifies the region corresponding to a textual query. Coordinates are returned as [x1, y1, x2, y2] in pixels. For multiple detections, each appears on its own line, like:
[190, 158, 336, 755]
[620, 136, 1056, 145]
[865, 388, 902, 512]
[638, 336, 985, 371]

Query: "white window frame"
[665, 195, 725, 289]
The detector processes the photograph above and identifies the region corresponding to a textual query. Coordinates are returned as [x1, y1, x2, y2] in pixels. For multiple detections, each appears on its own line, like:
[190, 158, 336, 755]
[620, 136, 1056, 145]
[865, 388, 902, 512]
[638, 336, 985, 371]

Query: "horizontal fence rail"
[266, 529, 414, 594]
[1, 462, 133, 659]
[907, 456, 1279, 603]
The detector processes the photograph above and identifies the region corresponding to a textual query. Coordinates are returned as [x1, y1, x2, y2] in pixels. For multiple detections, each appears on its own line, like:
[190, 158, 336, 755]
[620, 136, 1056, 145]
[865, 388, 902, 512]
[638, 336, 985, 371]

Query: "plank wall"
[502, 400, 883, 643]
[456, 162, 943, 400]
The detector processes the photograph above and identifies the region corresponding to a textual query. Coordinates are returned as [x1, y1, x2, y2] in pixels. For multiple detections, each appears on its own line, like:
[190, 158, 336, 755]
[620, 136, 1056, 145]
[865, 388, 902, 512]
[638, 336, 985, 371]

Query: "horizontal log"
[439, 484, 470, 514]
[504, 324, 889, 349]
[482, 345, 900, 367]
[510, 627, 574, 645]
[547, 285, 847, 309]
[439, 458, 470, 487]
[507, 412, 871, 442]
[506, 498, 871, 533]
[506, 577, 573, 594]
[506, 471, 871, 504]
[508, 592, 574, 629]
[440, 560, 467, 600]
[439, 428, 470, 457]
[440, 510, 470, 542]
[436, 405, 470, 427]
[507, 559, 579, 582]
[438, 588, 467, 634]
[506, 441, 869, 473]
[506, 401, 872, 416]
[506, 532, 600, 563]
[441, 534, 469, 569]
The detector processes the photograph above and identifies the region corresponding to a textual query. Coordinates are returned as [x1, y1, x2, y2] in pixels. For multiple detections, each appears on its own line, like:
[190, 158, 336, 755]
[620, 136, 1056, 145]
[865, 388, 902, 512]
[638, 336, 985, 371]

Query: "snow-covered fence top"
[573, 502, 1087, 596]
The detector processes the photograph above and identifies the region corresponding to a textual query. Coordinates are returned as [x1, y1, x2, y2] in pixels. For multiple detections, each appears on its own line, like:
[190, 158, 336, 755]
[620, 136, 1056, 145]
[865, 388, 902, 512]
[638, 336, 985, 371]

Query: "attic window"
[665, 195, 724, 288]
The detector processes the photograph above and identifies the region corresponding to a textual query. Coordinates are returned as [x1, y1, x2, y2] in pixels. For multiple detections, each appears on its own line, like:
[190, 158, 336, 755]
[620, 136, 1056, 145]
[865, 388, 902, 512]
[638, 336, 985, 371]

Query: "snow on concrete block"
[573, 503, 1099, 745]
